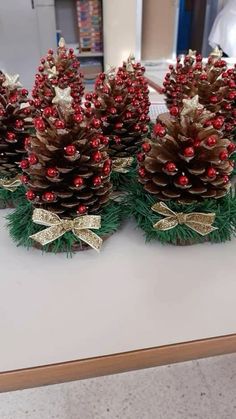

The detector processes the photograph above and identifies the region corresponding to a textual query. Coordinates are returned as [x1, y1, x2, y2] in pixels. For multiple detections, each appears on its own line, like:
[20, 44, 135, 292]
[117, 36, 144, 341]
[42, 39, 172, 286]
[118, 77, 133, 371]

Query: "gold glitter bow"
[112, 157, 133, 173]
[29, 209, 102, 252]
[152, 202, 218, 236]
[0, 175, 22, 192]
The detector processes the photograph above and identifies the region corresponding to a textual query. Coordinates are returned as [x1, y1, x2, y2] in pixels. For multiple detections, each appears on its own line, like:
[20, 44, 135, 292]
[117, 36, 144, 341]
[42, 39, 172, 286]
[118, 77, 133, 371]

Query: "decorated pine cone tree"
[85, 64, 150, 174]
[0, 72, 32, 207]
[10, 85, 121, 253]
[129, 96, 236, 245]
[163, 48, 236, 137]
[139, 96, 234, 203]
[31, 38, 84, 113]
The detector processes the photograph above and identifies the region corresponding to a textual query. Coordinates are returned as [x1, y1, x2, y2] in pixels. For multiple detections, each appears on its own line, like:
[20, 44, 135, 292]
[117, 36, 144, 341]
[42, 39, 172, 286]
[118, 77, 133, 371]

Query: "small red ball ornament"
[178, 175, 189, 186]
[21, 88, 28, 96]
[20, 175, 29, 184]
[43, 107, 53, 117]
[34, 117, 46, 132]
[90, 138, 100, 148]
[153, 123, 166, 137]
[42, 191, 56, 202]
[142, 142, 151, 153]
[26, 190, 35, 201]
[46, 167, 59, 178]
[170, 106, 179, 116]
[219, 150, 228, 161]
[92, 151, 102, 162]
[28, 154, 38, 165]
[92, 118, 101, 129]
[92, 176, 102, 186]
[206, 135, 217, 147]
[137, 152, 145, 162]
[228, 143, 236, 154]
[223, 175, 229, 184]
[165, 161, 177, 172]
[212, 117, 224, 130]
[138, 167, 146, 178]
[183, 146, 194, 157]
[20, 159, 29, 170]
[73, 176, 84, 187]
[76, 204, 87, 214]
[210, 95, 218, 104]
[64, 145, 76, 156]
[55, 120, 65, 129]
[15, 119, 23, 129]
[207, 167, 217, 178]
[6, 132, 16, 141]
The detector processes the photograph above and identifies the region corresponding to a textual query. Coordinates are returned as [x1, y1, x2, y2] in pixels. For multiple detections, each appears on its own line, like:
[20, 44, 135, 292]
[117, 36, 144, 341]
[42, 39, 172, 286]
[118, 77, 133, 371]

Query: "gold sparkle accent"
[0, 175, 22, 192]
[152, 202, 217, 236]
[59, 37, 66, 48]
[52, 86, 73, 108]
[112, 157, 134, 173]
[210, 46, 222, 59]
[181, 95, 203, 116]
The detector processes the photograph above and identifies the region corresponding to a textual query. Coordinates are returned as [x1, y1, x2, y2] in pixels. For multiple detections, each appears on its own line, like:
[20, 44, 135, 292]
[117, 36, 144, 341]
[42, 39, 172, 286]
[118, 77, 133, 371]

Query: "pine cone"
[0, 72, 32, 177]
[86, 64, 150, 160]
[22, 87, 112, 218]
[163, 49, 236, 137]
[32, 38, 84, 111]
[139, 96, 234, 203]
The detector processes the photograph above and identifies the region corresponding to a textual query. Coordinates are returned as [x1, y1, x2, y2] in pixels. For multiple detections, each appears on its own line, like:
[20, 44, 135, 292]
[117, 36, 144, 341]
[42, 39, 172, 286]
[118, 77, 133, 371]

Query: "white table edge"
[0, 334, 236, 393]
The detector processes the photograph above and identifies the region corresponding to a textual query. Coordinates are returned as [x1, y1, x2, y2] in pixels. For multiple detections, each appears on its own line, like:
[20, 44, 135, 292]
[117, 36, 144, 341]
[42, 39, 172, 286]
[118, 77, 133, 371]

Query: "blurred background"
[0, 0, 233, 90]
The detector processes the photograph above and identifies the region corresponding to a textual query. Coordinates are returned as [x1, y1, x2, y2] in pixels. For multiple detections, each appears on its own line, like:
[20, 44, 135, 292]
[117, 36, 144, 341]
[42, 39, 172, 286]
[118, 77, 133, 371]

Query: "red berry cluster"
[163, 52, 236, 137]
[31, 39, 84, 112]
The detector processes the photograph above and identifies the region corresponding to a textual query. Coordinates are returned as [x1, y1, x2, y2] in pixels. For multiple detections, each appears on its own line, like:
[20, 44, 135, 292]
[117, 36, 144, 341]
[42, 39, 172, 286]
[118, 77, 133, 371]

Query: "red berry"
[64, 145, 76, 156]
[6, 132, 16, 141]
[210, 95, 218, 104]
[137, 152, 145, 162]
[206, 135, 217, 147]
[21, 88, 28, 96]
[26, 190, 35, 201]
[207, 167, 217, 178]
[92, 118, 101, 129]
[43, 107, 53, 117]
[103, 163, 111, 176]
[228, 91, 236, 100]
[183, 146, 194, 157]
[142, 142, 151, 153]
[28, 154, 38, 165]
[178, 175, 189, 186]
[42, 191, 56, 202]
[76, 204, 87, 214]
[219, 150, 228, 160]
[85, 93, 92, 101]
[109, 107, 117, 115]
[125, 111, 132, 119]
[34, 117, 46, 132]
[92, 176, 102, 186]
[92, 151, 102, 162]
[90, 138, 100, 148]
[55, 120, 65, 129]
[223, 175, 229, 184]
[34, 98, 41, 107]
[115, 95, 123, 103]
[115, 122, 123, 130]
[100, 135, 109, 145]
[153, 123, 166, 137]
[165, 162, 177, 172]
[73, 176, 84, 187]
[15, 119, 24, 129]
[20, 175, 29, 184]
[46, 167, 59, 178]
[20, 159, 29, 170]
[228, 143, 236, 154]
[0, 109, 5, 117]
[212, 117, 224, 130]
[138, 167, 146, 178]
[170, 106, 179, 116]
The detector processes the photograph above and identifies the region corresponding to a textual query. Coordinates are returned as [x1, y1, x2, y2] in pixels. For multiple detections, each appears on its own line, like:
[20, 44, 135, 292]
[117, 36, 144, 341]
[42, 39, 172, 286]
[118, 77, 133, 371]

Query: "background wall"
[142, 0, 178, 60]
[103, 0, 140, 69]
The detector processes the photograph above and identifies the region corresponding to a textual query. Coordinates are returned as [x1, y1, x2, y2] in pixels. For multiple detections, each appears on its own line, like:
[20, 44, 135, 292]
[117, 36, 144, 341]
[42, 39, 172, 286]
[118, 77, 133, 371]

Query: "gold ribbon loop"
[0, 175, 22, 192]
[152, 202, 218, 236]
[29, 208, 102, 252]
[112, 157, 134, 173]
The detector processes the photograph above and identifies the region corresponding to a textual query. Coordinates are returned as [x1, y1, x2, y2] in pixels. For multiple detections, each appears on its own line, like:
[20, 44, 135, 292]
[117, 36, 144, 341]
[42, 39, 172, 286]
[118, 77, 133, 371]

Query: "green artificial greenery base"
[111, 159, 137, 191]
[128, 180, 236, 245]
[0, 185, 26, 209]
[7, 199, 124, 255]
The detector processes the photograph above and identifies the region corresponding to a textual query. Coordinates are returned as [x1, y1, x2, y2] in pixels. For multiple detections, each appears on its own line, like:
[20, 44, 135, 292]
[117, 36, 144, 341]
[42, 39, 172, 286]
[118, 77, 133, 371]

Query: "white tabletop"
[0, 209, 236, 373]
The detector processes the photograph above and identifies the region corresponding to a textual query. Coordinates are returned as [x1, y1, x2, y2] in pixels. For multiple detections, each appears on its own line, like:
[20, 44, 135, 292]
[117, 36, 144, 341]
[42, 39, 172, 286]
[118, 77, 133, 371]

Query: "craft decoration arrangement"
[2, 43, 236, 254]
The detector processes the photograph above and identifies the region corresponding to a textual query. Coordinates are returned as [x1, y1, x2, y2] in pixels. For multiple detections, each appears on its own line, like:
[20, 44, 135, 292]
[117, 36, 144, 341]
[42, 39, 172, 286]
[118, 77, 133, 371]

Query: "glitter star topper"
[2, 73, 22, 89]
[52, 86, 73, 107]
[181, 95, 203, 116]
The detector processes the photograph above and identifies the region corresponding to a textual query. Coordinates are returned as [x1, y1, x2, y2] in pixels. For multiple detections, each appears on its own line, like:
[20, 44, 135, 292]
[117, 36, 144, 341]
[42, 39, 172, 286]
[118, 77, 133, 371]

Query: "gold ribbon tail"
[113, 157, 134, 173]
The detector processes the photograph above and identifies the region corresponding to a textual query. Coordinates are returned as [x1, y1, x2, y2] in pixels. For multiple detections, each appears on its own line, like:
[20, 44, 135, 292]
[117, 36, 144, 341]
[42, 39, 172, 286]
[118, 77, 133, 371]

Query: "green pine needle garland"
[128, 180, 236, 245]
[7, 199, 124, 255]
[0, 185, 26, 209]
